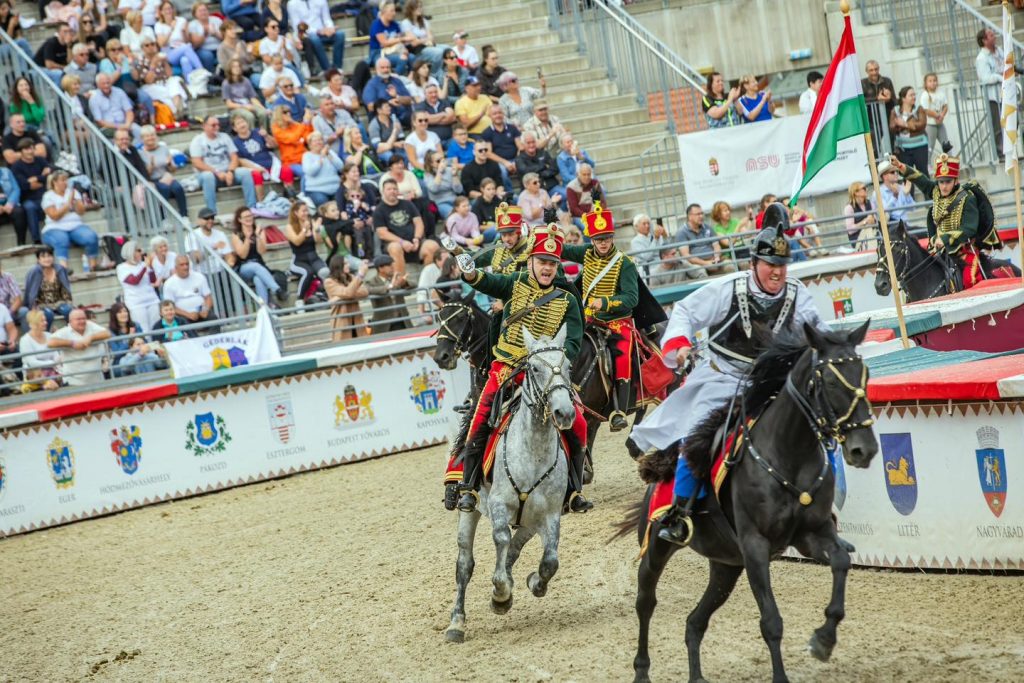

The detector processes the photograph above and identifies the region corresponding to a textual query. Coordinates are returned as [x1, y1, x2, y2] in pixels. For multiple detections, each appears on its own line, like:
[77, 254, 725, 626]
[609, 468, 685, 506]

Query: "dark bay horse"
[432, 290, 491, 398]
[874, 221, 960, 302]
[619, 322, 877, 683]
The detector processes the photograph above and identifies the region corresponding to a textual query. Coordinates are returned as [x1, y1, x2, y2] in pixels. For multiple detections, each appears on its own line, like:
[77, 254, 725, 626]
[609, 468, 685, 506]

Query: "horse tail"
[637, 445, 679, 484]
[607, 484, 652, 546]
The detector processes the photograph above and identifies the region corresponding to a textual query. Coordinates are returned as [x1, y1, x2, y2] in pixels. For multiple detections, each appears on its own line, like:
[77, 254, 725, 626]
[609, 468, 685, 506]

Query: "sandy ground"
[2, 427, 1023, 683]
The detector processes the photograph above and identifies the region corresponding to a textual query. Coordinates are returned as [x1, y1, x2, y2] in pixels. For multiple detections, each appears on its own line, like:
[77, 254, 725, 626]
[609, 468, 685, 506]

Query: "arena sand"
[1, 428, 1022, 682]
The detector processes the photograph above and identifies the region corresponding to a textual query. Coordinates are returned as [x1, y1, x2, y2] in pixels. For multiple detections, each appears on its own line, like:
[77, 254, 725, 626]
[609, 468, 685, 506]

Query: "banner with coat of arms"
[164, 307, 281, 378]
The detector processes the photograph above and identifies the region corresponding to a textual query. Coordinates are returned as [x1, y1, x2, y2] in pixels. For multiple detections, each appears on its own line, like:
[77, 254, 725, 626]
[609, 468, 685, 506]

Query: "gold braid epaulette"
[905, 167, 924, 181]
[495, 279, 569, 362]
[930, 186, 969, 253]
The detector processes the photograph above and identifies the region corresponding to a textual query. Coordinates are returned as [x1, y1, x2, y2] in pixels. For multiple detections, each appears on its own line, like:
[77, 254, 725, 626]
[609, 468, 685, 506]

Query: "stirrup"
[456, 487, 480, 513]
[609, 410, 628, 432]
[657, 511, 694, 547]
[564, 491, 594, 514]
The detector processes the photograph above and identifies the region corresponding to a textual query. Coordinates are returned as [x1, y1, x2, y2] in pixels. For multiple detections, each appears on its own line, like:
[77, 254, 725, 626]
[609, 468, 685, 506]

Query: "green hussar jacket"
[561, 244, 639, 322]
[473, 233, 534, 274]
[905, 170, 1000, 255]
[464, 269, 583, 365]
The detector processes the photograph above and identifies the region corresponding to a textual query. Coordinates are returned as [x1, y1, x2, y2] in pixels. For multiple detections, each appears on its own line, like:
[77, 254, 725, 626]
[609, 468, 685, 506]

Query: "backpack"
[961, 180, 1000, 250]
[355, 5, 376, 37]
[350, 60, 371, 98]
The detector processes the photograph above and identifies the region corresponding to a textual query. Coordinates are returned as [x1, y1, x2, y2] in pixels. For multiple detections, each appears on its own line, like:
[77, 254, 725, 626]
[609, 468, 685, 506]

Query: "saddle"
[481, 388, 569, 483]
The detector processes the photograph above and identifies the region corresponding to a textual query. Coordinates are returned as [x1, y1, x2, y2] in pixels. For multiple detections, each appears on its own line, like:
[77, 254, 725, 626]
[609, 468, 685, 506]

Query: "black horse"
[432, 290, 492, 397]
[618, 321, 878, 683]
[874, 221, 960, 302]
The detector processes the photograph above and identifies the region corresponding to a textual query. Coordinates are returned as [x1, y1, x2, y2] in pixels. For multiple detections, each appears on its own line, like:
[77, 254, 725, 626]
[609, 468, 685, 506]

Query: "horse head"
[433, 291, 483, 371]
[522, 326, 575, 431]
[802, 320, 879, 469]
[873, 220, 910, 296]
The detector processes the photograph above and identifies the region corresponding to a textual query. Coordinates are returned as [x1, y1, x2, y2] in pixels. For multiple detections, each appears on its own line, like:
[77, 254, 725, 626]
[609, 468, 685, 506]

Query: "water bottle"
[81, 253, 90, 274]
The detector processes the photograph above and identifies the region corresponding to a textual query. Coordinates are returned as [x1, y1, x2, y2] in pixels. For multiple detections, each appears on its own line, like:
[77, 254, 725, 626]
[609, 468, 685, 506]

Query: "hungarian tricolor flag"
[790, 14, 870, 204]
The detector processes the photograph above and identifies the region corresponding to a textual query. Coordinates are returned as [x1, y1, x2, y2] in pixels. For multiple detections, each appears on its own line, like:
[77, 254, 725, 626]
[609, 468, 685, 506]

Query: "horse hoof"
[444, 628, 465, 644]
[632, 673, 651, 683]
[490, 595, 513, 614]
[527, 572, 548, 598]
[808, 633, 834, 662]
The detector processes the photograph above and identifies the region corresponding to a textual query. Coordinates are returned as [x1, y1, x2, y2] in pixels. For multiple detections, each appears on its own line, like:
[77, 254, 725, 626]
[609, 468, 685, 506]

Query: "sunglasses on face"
[415, 118, 428, 123]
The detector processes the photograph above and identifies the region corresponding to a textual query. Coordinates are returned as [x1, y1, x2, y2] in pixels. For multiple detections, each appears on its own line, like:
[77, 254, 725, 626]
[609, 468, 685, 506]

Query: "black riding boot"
[456, 427, 492, 513]
[562, 429, 594, 513]
[657, 498, 694, 547]
[609, 379, 631, 432]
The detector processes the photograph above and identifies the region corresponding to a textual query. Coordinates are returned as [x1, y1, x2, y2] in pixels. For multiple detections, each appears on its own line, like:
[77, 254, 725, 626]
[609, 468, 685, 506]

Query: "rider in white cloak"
[630, 203, 834, 545]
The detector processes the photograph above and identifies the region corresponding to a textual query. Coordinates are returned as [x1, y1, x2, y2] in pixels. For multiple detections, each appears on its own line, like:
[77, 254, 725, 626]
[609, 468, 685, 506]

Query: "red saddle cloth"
[443, 411, 570, 484]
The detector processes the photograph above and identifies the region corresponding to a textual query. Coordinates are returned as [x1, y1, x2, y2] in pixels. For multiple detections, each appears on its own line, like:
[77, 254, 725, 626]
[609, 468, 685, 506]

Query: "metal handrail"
[0, 27, 262, 312]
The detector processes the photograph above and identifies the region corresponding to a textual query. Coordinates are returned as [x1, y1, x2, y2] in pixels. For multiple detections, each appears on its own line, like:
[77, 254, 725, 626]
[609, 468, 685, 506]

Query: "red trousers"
[592, 317, 636, 382]
[961, 245, 1017, 288]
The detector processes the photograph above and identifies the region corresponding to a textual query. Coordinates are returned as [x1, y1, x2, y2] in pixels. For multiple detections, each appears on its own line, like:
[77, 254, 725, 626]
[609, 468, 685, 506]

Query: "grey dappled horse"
[445, 326, 576, 643]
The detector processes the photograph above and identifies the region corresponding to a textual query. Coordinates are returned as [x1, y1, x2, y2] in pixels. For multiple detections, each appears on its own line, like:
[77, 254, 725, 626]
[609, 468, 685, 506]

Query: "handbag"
[640, 352, 675, 396]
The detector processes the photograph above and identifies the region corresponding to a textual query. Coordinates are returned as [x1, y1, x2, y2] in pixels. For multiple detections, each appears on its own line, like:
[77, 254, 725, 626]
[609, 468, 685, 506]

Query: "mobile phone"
[536, 67, 543, 79]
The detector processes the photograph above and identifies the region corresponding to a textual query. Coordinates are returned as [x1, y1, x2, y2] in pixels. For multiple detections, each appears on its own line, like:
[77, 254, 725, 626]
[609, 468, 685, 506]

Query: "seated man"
[373, 178, 439, 276]
[677, 203, 737, 279]
[88, 73, 141, 142]
[415, 84, 456, 145]
[515, 131, 563, 202]
[557, 133, 595, 185]
[648, 246, 690, 287]
[2, 114, 49, 166]
[459, 140, 504, 200]
[11, 139, 50, 245]
[481, 104, 521, 193]
[189, 117, 258, 213]
[363, 254, 410, 333]
[47, 308, 112, 387]
[161, 254, 218, 334]
[363, 57, 413, 127]
[286, 0, 346, 77]
[444, 224, 592, 513]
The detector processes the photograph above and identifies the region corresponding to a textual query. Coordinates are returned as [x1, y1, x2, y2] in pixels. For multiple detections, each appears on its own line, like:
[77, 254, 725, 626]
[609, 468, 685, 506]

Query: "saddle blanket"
[444, 412, 570, 484]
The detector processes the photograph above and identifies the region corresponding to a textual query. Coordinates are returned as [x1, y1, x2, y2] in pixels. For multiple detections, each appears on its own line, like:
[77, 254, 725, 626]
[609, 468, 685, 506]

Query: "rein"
[434, 302, 489, 365]
[878, 235, 957, 300]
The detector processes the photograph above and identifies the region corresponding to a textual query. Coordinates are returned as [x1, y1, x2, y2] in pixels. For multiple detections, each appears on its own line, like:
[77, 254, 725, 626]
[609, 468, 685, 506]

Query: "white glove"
[456, 253, 476, 274]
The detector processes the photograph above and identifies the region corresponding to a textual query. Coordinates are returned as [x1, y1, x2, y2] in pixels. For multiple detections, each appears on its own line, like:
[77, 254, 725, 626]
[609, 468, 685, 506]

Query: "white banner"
[165, 307, 281, 378]
[0, 352, 471, 537]
[678, 114, 870, 208]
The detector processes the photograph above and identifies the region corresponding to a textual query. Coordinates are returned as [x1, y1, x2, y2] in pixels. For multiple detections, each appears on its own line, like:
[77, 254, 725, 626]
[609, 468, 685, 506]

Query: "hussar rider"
[889, 153, 1020, 288]
[629, 204, 833, 546]
[443, 224, 594, 514]
[560, 201, 640, 432]
[476, 202, 533, 277]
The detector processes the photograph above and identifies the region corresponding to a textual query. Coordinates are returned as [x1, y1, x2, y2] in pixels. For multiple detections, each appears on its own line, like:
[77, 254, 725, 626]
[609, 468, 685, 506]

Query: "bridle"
[876, 232, 956, 299]
[433, 301, 489, 364]
[518, 344, 574, 424]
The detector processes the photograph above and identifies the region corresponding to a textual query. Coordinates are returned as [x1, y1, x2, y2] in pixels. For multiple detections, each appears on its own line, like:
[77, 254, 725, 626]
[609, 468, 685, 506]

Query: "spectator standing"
[0, 260, 26, 327]
[47, 308, 111, 387]
[676, 203, 736, 278]
[498, 70, 546, 129]
[890, 86, 930, 180]
[285, 200, 331, 301]
[138, 125, 188, 216]
[843, 181, 877, 249]
[11, 139, 50, 245]
[919, 73, 953, 160]
[565, 163, 603, 221]
[9, 77, 46, 129]
[799, 71, 823, 114]
[710, 201, 754, 265]
[460, 141, 504, 199]
[19, 310, 62, 392]
[424, 151, 462, 218]
[415, 83, 456, 145]
[190, 116, 259, 213]
[89, 72, 141, 140]
[364, 254, 410, 333]
[0, 166, 29, 246]
[454, 76, 491, 137]
[702, 71, 741, 128]
[302, 132, 345, 206]
[451, 30, 479, 70]
[373, 178, 439, 276]
[877, 159, 915, 224]
[363, 58, 414, 126]
[737, 74, 773, 123]
[862, 59, 896, 158]
[517, 173, 559, 228]
[162, 254, 217, 330]
[523, 100, 566, 156]
[324, 255, 368, 341]
[368, 2, 410, 75]
[40, 172, 100, 271]
[415, 250, 448, 324]
[24, 247, 74, 330]
[475, 45, 506, 102]
[319, 200, 359, 268]
[482, 104, 521, 192]
[231, 207, 281, 306]
[286, 0, 346, 77]
[557, 133, 595, 185]
[515, 131, 563, 200]
[116, 240, 162, 331]
[149, 235, 177, 283]
[629, 214, 668, 276]
[404, 111, 443, 170]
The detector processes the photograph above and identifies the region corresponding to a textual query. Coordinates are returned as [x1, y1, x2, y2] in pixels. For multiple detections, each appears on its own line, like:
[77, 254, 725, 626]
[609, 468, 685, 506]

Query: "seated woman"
[231, 206, 282, 306]
[18, 309, 62, 392]
[423, 150, 461, 219]
[222, 58, 268, 131]
[710, 200, 753, 268]
[40, 172, 100, 271]
[120, 10, 156, 60]
[230, 114, 294, 201]
[60, 74, 91, 145]
[270, 105, 314, 194]
[107, 301, 151, 376]
[138, 125, 188, 215]
[301, 132, 345, 206]
[323, 254, 368, 341]
[9, 77, 45, 131]
[137, 36, 190, 119]
[154, 1, 206, 81]
[342, 127, 383, 177]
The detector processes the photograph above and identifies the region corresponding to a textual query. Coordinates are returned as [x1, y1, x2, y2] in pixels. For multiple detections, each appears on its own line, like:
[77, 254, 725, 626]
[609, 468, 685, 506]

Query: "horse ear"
[522, 326, 537, 350]
[847, 318, 871, 346]
[461, 290, 475, 304]
[803, 321, 825, 349]
[553, 324, 567, 347]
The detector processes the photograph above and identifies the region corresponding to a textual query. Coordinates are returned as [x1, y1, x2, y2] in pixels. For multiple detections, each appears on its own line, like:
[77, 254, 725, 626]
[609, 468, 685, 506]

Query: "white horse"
[445, 326, 576, 643]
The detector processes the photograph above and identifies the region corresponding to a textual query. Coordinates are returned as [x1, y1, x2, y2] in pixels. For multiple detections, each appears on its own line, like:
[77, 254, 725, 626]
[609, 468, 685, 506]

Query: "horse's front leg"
[505, 526, 536, 573]
[445, 509, 481, 643]
[527, 514, 560, 598]
[489, 500, 515, 614]
[741, 533, 789, 683]
[794, 525, 850, 662]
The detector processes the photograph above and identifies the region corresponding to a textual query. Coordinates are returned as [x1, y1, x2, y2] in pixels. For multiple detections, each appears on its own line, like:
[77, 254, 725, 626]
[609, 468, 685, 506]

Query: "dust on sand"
[1, 429, 1022, 682]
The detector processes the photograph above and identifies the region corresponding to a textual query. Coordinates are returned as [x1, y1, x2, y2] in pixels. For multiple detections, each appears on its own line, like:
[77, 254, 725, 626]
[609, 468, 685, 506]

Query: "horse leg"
[633, 536, 677, 683]
[527, 515, 561, 598]
[489, 504, 515, 614]
[741, 535, 789, 683]
[583, 420, 599, 484]
[445, 510, 481, 643]
[794, 528, 850, 663]
[505, 526, 536, 574]
[684, 560, 744, 683]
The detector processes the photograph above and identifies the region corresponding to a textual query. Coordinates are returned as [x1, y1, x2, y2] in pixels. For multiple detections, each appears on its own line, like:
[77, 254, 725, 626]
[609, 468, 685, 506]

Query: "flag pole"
[1014, 163, 1024, 288]
[1007, 0, 1024, 287]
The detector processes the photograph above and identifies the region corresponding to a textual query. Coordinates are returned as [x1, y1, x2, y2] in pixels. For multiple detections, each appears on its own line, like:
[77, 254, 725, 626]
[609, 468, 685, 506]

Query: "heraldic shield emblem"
[195, 412, 219, 446]
[185, 412, 231, 456]
[975, 426, 1007, 518]
[880, 432, 917, 516]
[110, 425, 142, 475]
[47, 436, 75, 489]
